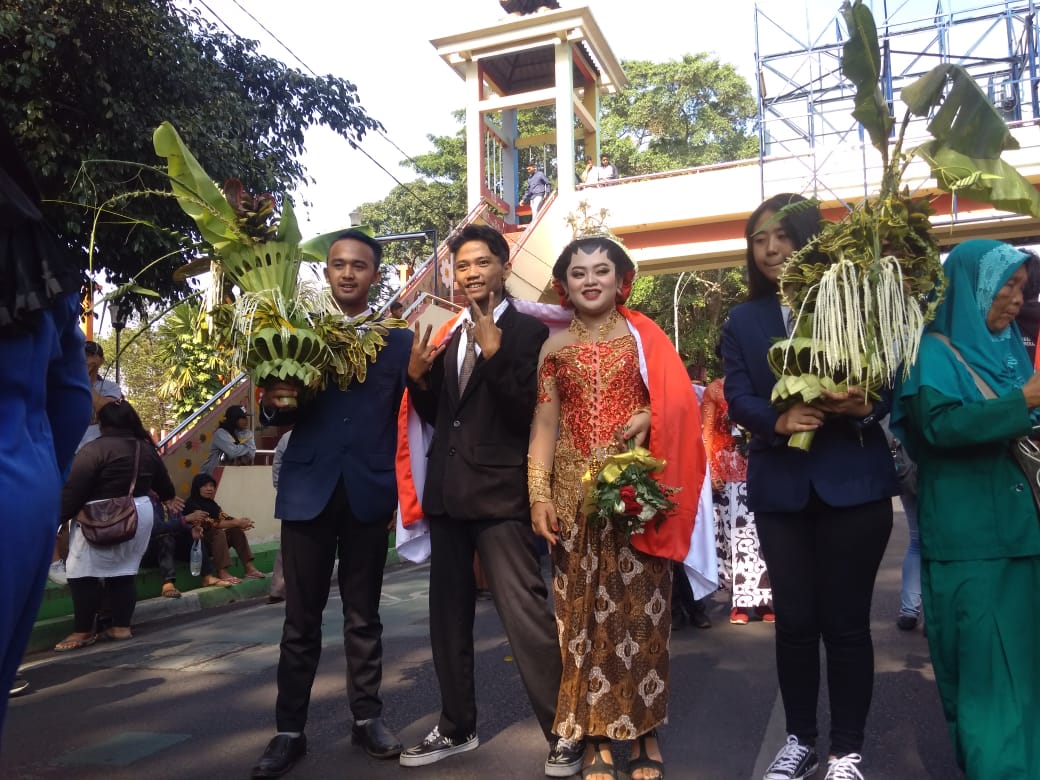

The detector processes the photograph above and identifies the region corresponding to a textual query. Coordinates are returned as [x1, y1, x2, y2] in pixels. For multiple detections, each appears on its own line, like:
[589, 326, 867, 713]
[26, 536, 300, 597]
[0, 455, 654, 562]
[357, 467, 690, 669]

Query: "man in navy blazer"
[252, 230, 412, 779]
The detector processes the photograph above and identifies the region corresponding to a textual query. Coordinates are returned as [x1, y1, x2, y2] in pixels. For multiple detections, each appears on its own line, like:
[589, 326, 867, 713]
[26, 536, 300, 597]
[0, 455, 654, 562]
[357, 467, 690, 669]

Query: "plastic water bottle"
[190, 539, 203, 577]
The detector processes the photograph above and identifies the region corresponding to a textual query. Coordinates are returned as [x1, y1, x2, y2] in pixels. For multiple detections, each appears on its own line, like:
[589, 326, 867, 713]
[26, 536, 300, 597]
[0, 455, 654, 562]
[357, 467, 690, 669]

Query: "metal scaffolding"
[754, 0, 1040, 203]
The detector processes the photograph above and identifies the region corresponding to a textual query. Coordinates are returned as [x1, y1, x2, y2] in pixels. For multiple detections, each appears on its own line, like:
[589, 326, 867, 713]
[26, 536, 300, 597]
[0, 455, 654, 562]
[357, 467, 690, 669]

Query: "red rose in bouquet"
[581, 443, 680, 540]
[618, 485, 641, 515]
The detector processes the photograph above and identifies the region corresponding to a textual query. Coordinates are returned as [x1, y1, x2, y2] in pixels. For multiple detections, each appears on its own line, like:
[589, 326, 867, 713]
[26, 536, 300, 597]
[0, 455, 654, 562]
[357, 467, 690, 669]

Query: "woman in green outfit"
[893, 239, 1040, 779]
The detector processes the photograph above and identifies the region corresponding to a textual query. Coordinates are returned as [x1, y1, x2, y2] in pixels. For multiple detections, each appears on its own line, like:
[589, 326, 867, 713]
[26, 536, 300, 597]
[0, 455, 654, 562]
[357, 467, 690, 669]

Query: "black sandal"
[629, 729, 665, 780]
[582, 739, 617, 779]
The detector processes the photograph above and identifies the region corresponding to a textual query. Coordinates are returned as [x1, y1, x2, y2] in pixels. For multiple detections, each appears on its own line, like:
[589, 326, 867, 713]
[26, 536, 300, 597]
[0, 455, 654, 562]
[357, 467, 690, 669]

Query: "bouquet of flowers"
[152, 122, 405, 404]
[581, 443, 680, 540]
[768, 0, 1040, 450]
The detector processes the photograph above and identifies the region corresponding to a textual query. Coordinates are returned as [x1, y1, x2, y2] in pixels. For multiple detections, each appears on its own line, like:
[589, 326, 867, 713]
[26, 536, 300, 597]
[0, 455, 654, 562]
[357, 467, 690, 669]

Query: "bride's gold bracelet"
[527, 457, 552, 506]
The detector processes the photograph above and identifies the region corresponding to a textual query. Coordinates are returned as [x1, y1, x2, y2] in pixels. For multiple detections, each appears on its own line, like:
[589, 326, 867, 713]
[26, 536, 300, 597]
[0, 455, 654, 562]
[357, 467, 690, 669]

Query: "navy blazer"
[263, 327, 412, 523]
[721, 296, 898, 514]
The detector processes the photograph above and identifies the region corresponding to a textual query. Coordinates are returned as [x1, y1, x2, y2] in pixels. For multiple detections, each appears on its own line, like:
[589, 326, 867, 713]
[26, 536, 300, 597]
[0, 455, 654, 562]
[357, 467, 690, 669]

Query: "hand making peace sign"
[407, 323, 447, 384]
[468, 290, 502, 360]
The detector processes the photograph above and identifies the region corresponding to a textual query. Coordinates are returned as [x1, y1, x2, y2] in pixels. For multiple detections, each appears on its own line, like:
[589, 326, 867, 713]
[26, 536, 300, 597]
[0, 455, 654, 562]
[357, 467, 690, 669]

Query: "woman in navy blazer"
[721, 194, 898, 780]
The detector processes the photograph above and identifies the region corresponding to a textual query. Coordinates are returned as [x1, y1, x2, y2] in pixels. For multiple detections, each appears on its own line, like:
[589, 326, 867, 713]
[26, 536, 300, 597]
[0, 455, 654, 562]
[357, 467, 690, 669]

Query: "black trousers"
[756, 493, 892, 756]
[275, 480, 390, 732]
[68, 575, 136, 632]
[143, 531, 214, 581]
[428, 514, 561, 742]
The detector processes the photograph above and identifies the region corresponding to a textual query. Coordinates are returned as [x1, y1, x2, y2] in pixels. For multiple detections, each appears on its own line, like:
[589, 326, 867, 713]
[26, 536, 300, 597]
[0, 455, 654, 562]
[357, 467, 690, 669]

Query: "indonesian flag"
[394, 311, 464, 563]
[394, 301, 717, 599]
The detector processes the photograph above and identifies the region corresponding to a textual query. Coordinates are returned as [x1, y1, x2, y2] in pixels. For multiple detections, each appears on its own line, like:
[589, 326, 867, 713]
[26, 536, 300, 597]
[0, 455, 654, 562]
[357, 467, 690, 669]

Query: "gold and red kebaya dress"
[538, 334, 672, 741]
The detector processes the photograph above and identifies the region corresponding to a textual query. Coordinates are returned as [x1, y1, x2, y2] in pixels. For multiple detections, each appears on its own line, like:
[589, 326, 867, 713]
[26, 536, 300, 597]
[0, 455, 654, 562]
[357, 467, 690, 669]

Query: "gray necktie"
[458, 323, 477, 394]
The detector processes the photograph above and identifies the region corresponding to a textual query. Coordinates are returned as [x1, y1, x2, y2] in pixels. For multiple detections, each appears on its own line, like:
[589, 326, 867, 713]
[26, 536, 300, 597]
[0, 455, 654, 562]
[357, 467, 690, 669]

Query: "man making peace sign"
[400, 224, 580, 777]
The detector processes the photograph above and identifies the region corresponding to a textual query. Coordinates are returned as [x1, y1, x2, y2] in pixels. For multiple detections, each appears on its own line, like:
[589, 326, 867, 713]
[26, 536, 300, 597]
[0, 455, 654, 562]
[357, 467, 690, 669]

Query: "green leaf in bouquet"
[913, 141, 1040, 219]
[841, 0, 893, 156]
[300, 225, 377, 262]
[276, 199, 303, 249]
[788, 431, 816, 452]
[243, 326, 330, 391]
[152, 122, 241, 251]
[220, 240, 305, 298]
[767, 336, 819, 378]
[251, 358, 324, 390]
[902, 64, 1018, 158]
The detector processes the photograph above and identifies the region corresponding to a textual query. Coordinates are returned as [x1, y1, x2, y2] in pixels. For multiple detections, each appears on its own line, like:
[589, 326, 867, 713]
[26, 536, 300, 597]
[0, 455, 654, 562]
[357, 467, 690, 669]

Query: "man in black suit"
[251, 230, 411, 778]
[399, 225, 580, 777]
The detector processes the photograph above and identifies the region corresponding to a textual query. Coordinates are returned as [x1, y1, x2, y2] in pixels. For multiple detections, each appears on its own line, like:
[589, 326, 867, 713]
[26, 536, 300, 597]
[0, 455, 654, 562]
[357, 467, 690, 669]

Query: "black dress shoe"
[351, 717, 403, 759]
[252, 733, 307, 778]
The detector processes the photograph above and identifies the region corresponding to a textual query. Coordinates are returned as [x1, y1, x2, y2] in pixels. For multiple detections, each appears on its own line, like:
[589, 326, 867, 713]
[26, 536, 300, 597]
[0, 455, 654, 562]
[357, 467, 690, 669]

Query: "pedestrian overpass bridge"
[394, 122, 1040, 338]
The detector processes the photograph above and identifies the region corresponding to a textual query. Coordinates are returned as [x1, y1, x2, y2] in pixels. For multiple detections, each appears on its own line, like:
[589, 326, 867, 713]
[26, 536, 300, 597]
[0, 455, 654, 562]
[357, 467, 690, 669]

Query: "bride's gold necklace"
[569, 308, 621, 342]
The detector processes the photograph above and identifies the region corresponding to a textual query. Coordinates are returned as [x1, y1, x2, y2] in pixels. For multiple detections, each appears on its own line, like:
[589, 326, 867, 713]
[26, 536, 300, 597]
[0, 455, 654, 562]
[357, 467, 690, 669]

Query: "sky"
[185, 0, 834, 235]
[186, 0, 975, 237]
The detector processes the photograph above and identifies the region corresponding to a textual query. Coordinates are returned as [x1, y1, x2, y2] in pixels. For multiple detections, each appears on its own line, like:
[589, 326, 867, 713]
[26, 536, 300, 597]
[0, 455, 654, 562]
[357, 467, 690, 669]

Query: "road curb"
[28, 547, 404, 655]
[27, 577, 272, 655]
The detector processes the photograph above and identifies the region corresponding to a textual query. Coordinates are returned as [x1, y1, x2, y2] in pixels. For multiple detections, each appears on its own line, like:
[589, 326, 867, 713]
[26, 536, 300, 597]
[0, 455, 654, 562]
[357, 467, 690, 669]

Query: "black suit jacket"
[408, 303, 549, 521]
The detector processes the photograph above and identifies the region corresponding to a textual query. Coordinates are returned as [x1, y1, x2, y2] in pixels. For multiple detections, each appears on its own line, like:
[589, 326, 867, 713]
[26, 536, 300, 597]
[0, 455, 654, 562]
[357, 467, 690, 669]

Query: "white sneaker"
[825, 753, 863, 780]
[48, 560, 67, 585]
[764, 734, 820, 780]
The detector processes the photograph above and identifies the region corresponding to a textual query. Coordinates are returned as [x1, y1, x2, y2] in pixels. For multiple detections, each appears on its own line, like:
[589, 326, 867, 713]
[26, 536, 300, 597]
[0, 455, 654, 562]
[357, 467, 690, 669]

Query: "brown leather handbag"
[76, 442, 142, 546]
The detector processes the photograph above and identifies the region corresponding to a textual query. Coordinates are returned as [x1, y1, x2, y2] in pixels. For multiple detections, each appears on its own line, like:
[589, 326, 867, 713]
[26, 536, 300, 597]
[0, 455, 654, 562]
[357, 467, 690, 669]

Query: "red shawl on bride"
[395, 304, 706, 564]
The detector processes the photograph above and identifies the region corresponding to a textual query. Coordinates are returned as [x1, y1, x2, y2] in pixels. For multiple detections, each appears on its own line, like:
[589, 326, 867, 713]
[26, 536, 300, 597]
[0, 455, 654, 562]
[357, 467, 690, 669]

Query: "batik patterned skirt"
[714, 481, 771, 609]
[551, 510, 673, 741]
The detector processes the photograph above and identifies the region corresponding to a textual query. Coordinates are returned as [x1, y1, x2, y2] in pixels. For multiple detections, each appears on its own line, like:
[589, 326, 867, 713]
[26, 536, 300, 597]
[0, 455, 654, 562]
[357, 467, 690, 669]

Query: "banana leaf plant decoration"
[152, 122, 406, 404]
[770, 0, 1040, 450]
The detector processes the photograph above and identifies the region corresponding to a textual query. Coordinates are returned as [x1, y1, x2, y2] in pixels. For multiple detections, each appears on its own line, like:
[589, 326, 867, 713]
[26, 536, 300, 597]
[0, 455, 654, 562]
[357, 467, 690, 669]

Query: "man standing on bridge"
[520, 164, 551, 219]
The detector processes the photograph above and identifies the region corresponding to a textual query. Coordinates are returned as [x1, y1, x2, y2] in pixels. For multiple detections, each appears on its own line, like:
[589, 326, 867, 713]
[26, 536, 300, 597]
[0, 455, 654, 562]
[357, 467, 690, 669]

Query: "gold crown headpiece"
[565, 200, 624, 246]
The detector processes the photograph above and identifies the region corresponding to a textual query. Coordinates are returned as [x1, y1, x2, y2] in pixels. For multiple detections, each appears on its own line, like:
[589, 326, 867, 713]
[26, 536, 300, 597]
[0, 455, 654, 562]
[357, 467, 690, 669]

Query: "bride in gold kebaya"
[529, 234, 707, 780]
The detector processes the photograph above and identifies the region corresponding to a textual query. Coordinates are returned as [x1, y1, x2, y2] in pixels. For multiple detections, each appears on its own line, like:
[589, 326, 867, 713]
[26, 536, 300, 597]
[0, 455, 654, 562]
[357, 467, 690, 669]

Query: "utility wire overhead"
[214, 0, 449, 225]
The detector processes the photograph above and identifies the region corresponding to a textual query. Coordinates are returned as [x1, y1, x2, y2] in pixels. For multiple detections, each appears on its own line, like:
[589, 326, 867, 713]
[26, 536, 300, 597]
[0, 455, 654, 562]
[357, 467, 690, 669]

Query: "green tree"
[627, 268, 749, 378]
[358, 132, 468, 269]
[117, 325, 179, 436]
[602, 55, 759, 175]
[88, 320, 174, 436]
[1, 0, 381, 303]
[156, 301, 237, 422]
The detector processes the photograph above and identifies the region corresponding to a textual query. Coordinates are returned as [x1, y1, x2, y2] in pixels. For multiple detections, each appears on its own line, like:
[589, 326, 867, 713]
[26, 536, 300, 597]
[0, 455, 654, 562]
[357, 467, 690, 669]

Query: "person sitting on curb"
[183, 473, 266, 583]
[144, 492, 232, 595]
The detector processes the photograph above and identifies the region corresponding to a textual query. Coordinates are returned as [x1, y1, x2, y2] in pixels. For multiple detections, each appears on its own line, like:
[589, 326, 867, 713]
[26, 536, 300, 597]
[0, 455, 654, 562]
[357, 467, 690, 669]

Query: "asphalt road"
[2, 510, 959, 779]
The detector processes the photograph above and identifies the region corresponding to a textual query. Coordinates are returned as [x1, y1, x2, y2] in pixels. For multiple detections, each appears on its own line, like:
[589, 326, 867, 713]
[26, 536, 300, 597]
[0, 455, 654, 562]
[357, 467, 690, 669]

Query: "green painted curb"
[29, 542, 400, 655]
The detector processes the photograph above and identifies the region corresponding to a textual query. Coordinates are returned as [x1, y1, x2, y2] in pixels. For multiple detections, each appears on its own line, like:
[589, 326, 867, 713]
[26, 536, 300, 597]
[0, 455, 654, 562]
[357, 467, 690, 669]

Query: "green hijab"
[893, 239, 1033, 443]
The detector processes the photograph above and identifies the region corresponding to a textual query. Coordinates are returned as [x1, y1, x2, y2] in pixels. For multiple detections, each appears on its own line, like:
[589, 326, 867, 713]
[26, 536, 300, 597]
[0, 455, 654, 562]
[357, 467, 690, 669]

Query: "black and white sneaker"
[399, 726, 479, 767]
[544, 737, 583, 777]
[763, 735, 819, 780]
[824, 753, 863, 780]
